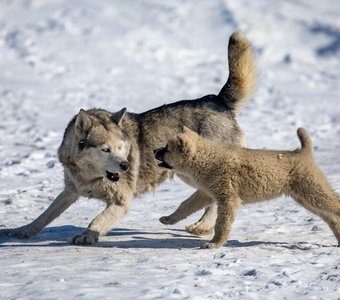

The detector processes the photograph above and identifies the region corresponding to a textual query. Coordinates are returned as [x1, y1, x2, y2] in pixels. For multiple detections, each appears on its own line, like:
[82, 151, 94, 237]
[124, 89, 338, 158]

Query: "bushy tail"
[218, 31, 258, 114]
[297, 127, 313, 154]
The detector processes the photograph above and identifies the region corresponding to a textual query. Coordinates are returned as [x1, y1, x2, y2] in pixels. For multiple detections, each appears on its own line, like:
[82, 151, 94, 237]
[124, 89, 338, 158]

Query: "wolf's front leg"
[0, 189, 78, 239]
[201, 193, 241, 249]
[72, 193, 132, 245]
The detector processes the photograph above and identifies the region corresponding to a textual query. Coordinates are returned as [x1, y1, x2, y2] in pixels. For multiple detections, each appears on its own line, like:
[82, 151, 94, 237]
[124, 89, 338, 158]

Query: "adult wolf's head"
[154, 126, 198, 173]
[58, 108, 131, 182]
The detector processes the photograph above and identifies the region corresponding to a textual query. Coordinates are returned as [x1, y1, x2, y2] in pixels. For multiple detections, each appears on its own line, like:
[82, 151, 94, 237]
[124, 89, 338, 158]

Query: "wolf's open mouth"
[106, 171, 120, 182]
[158, 162, 173, 169]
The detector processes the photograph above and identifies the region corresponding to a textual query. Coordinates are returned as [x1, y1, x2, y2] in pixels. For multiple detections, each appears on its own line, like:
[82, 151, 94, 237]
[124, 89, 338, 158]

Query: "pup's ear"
[75, 109, 92, 138]
[112, 107, 127, 126]
[176, 134, 195, 153]
[182, 126, 199, 137]
[176, 135, 185, 150]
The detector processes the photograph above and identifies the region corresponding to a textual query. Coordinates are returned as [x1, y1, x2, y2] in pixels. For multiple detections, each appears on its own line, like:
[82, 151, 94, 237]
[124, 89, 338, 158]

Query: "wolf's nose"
[120, 162, 130, 172]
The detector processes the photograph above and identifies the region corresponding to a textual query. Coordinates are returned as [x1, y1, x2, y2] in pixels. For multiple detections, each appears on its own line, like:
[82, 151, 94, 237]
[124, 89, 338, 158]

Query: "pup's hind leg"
[290, 178, 340, 246]
[0, 189, 78, 239]
[159, 190, 214, 226]
[323, 214, 340, 246]
[186, 205, 217, 236]
[292, 196, 340, 246]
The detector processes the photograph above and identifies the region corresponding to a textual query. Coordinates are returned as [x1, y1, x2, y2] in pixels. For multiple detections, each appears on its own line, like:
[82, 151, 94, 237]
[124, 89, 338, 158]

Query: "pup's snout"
[120, 161, 130, 172]
[154, 147, 165, 161]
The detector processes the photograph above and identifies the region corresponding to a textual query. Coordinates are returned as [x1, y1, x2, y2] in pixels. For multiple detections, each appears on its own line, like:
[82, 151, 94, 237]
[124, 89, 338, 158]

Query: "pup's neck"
[178, 141, 221, 184]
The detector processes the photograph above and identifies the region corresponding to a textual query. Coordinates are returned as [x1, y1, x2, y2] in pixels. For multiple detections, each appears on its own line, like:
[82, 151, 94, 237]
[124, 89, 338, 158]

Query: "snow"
[0, 0, 340, 299]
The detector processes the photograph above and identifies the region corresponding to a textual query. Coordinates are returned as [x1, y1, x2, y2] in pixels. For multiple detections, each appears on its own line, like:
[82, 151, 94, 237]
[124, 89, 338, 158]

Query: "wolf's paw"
[200, 242, 222, 249]
[186, 223, 214, 236]
[159, 216, 176, 225]
[72, 232, 99, 245]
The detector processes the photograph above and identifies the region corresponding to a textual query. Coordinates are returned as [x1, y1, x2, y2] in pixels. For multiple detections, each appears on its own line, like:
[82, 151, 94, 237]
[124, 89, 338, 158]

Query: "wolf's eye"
[102, 148, 111, 153]
[78, 141, 86, 150]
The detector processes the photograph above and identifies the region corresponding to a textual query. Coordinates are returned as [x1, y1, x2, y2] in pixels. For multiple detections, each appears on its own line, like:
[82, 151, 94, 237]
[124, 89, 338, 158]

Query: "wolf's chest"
[76, 178, 119, 202]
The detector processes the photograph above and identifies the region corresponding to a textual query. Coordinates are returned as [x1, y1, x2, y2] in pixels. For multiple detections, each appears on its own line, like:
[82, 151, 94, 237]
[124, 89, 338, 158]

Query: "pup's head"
[154, 126, 198, 172]
[59, 108, 131, 182]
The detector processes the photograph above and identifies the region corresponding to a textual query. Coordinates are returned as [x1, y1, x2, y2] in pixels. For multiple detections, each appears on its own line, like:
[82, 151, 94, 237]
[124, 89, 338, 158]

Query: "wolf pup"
[0, 32, 258, 245]
[155, 127, 340, 249]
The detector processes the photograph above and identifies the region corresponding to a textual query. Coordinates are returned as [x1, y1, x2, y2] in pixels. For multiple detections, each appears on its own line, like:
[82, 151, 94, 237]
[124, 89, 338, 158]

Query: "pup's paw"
[200, 242, 222, 249]
[186, 223, 214, 236]
[159, 216, 175, 225]
[72, 232, 98, 245]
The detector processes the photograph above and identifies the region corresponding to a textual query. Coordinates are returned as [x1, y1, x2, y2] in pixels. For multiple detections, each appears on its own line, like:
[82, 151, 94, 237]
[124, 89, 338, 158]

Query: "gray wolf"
[0, 32, 257, 245]
[155, 127, 340, 248]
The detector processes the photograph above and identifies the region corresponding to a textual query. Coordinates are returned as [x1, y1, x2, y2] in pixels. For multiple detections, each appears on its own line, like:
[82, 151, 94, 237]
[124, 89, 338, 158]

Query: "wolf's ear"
[112, 107, 127, 126]
[75, 109, 92, 137]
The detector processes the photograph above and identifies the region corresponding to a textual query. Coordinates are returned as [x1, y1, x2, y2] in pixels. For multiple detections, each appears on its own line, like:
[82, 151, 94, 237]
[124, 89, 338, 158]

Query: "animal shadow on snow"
[0, 226, 201, 249]
[0, 225, 85, 247]
[0, 226, 333, 249]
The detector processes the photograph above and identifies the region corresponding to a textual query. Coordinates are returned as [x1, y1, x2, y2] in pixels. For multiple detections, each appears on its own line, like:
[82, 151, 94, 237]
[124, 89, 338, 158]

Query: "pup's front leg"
[73, 194, 132, 245]
[159, 190, 214, 225]
[186, 205, 217, 236]
[201, 193, 240, 249]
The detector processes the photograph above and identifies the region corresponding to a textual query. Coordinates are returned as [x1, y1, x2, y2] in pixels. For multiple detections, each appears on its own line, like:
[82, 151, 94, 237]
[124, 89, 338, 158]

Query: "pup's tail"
[297, 127, 313, 154]
[218, 31, 258, 114]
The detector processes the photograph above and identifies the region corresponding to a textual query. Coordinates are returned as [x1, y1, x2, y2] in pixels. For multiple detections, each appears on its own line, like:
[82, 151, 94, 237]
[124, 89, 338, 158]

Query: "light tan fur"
[218, 31, 258, 114]
[0, 32, 258, 245]
[156, 127, 340, 249]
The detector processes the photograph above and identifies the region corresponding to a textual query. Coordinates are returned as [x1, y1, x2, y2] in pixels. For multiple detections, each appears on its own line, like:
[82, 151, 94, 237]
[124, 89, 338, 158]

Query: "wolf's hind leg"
[0, 189, 78, 239]
[186, 204, 217, 236]
[159, 190, 214, 226]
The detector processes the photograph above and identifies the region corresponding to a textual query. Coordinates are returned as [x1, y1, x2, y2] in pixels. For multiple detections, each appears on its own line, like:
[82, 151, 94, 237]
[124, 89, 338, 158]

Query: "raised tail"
[218, 31, 258, 114]
[297, 127, 313, 154]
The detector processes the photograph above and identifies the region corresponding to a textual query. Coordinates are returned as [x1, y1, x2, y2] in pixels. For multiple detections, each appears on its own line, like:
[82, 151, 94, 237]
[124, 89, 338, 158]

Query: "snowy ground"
[0, 0, 340, 299]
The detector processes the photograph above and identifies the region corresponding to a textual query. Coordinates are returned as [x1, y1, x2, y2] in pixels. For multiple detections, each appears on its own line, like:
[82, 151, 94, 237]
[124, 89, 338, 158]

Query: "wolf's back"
[218, 32, 258, 114]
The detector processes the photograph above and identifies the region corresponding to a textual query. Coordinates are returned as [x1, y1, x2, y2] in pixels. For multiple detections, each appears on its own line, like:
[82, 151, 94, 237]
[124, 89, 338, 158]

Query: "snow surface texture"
[0, 0, 339, 299]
